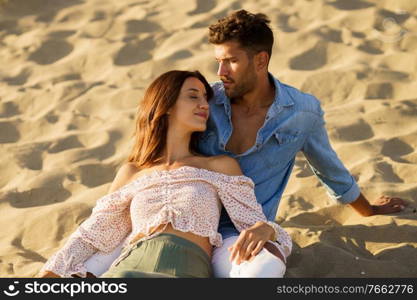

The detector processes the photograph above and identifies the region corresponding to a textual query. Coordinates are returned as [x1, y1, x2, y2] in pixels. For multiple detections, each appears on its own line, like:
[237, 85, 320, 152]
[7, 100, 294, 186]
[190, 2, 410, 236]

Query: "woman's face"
[168, 77, 210, 133]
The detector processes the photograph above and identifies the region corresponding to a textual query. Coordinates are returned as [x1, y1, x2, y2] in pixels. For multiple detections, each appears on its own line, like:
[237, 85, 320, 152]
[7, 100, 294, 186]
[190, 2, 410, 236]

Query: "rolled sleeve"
[301, 103, 361, 205]
[325, 175, 360, 204]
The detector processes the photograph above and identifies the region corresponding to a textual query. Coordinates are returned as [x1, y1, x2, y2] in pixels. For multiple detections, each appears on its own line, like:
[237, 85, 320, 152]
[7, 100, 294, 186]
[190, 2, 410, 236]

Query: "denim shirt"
[198, 74, 361, 239]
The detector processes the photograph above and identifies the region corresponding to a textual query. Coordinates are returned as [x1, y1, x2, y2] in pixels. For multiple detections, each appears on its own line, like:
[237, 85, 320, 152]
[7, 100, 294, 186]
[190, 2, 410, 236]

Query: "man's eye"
[190, 96, 198, 99]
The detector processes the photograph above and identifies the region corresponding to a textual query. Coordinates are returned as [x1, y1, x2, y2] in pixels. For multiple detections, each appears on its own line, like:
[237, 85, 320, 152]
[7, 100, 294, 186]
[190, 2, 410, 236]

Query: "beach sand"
[0, 0, 416, 277]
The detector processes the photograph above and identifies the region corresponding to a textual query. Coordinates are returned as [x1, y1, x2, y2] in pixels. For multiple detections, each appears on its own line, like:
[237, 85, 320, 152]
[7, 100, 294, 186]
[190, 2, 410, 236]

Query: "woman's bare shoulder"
[206, 155, 243, 176]
[108, 162, 141, 193]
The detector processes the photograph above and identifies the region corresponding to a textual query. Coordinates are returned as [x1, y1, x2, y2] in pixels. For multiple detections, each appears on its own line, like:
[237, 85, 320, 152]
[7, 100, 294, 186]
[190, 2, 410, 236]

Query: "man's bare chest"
[226, 112, 267, 155]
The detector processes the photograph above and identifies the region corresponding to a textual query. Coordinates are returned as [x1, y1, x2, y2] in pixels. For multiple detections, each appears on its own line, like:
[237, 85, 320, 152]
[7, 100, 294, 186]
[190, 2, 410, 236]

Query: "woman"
[38, 70, 292, 278]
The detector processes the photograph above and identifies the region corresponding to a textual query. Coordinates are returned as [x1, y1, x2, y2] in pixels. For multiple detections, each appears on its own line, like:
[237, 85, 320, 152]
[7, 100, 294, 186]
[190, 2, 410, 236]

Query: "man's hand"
[228, 221, 274, 265]
[350, 193, 407, 216]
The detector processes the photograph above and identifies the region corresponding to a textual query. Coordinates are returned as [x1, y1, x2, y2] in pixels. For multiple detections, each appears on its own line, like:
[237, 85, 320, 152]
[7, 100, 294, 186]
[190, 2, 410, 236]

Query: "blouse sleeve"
[216, 175, 292, 259]
[40, 183, 134, 278]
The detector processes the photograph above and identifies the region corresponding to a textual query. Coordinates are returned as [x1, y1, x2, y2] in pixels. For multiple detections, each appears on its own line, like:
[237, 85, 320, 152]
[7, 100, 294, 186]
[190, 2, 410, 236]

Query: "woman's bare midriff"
[129, 222, 213, 258]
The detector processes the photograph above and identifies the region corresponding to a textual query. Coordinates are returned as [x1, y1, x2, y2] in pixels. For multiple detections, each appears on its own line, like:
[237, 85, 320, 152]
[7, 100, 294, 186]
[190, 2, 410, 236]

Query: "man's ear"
[255, 51, 269, 71]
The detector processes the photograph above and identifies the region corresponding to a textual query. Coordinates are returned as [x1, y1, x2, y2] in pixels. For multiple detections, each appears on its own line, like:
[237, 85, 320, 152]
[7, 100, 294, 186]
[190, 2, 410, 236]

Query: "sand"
[0, 0, 416, 278]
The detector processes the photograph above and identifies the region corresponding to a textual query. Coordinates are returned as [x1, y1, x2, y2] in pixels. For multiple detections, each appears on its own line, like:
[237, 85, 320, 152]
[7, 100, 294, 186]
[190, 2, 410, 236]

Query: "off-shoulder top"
[41, 166, 292, 277]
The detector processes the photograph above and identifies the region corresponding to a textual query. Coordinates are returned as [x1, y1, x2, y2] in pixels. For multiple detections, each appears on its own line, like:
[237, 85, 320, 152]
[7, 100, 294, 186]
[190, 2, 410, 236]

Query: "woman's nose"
[199, 99, 209, 110]
[199, 102, 209, 110]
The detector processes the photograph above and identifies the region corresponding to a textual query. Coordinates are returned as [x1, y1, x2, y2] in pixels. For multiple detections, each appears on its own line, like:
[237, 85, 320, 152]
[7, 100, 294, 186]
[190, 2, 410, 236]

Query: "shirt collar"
[214, 73, 295, 115]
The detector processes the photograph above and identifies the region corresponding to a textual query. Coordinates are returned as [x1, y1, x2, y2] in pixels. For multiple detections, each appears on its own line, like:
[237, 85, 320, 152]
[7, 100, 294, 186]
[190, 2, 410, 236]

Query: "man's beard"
[224, 66, 257, 100]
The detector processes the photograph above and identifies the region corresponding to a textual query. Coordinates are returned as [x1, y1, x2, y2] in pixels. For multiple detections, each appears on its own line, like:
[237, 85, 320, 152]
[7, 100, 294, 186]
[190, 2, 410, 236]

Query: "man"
[196, 9, 406, 277]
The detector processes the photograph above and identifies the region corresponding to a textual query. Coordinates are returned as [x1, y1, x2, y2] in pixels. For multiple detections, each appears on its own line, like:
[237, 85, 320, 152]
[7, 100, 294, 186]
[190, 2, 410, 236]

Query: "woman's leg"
[84, 239, 125, 277]
[212, 236, 287, 278]
[101, 234, 212, 278]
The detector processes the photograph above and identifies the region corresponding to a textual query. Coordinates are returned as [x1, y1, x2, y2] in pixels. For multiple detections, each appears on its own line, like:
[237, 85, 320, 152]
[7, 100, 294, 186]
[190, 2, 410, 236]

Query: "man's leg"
[212, 236, 286, 278]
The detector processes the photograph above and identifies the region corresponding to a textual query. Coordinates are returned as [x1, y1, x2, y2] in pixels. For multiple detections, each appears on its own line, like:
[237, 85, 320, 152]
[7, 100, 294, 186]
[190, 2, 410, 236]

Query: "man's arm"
[302, 101, 406, 216]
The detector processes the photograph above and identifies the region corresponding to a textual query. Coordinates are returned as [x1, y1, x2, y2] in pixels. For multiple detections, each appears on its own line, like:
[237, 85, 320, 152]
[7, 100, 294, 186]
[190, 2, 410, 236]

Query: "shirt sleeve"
[302, 102, 361, 204]
[216, 175, 292, 259]
[40, 184, 134, 278]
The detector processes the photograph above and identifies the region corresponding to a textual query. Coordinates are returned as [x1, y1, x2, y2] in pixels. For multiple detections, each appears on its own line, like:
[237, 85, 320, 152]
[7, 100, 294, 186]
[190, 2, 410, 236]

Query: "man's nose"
[217, 62, 228, 77]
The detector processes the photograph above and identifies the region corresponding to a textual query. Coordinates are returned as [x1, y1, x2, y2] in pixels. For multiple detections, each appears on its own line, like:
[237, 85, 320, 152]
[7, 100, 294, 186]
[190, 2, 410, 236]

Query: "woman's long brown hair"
[126, 70, 213, 169]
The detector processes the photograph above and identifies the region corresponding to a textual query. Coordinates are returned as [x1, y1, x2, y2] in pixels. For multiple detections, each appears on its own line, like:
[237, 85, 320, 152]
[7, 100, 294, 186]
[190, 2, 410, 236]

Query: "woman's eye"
[190, 96, 198, 99]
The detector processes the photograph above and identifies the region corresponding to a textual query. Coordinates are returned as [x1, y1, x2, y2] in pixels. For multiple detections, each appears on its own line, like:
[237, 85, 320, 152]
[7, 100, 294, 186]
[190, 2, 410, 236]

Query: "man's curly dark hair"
[208, 9, 274, 58]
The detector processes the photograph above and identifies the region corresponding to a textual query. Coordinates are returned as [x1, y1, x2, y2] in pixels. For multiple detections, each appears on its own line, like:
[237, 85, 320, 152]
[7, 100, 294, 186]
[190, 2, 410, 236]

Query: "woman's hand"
[72, 272, 97, 278]
[36, 271, 96, 278]
[228, 221, 275, 265]
[37, 271, 61, 278]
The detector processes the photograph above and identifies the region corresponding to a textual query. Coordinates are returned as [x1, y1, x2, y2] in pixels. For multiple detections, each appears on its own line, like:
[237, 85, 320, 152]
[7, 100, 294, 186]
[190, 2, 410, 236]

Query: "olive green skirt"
[101, 233, 212, 278]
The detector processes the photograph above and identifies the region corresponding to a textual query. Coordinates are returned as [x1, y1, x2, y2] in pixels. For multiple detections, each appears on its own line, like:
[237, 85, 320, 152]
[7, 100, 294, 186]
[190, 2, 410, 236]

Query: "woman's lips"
[195, 113, 208, 119]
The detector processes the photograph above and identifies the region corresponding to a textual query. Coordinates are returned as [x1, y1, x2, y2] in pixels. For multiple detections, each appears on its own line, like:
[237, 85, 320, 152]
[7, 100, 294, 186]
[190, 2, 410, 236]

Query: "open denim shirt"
[198, 74, 361, 239]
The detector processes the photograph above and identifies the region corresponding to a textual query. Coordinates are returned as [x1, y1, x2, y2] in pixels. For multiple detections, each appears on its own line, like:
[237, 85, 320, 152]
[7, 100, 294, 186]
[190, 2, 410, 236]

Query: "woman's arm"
[39, 163, 138, 278]
[209, 156, 289, 264]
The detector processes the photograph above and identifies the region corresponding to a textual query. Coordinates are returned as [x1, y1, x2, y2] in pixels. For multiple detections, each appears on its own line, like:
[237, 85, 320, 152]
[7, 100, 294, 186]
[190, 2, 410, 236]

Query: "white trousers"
[84, 236, 286, 278]
[84, 242, 124, 277]
[212, 236, 286, 278]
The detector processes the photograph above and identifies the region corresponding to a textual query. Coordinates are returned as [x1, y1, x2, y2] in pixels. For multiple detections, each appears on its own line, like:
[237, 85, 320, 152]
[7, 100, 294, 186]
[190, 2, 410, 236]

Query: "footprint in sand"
[316, 26, 343, 43]
[0, 121, 20, 144]
[47, 135, 84, 154]
[381, 138, 414, 162]
[276, 14, 298, 33]
[89, 10, 106, 22]
[48, 30, 76, 39]
[373, 69, 409, 82]
[294, 160, 314, 178]
[125, 19, 161, 34]
[113, 37, 154, 66]
[2, 0, 82, 21]
[29, 39, 73, 65]
[5, 184, 71, 208]
[365, 82, 393, 99]
[13, 142, 50, 170]
[301, 71, 357, 105]
[289, 41, 327, 71]
[376, 9, 410, 26]
[10, 236, 48, 262]
[0, 19, 20, 36]
[393, 99, 417, 116]
[77, 163, 116, 188]
[51, 73, 82, 85]
[358, 39, 384, 55]
[44, 113, 59, 124]
[188, 0, 216, 15]
[328, 0, 374, 11]
[2, 69, 31, 86]
[332, 119, 374, 142]
[374, 161, 403, 183]
[0, 102, 20, 118]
